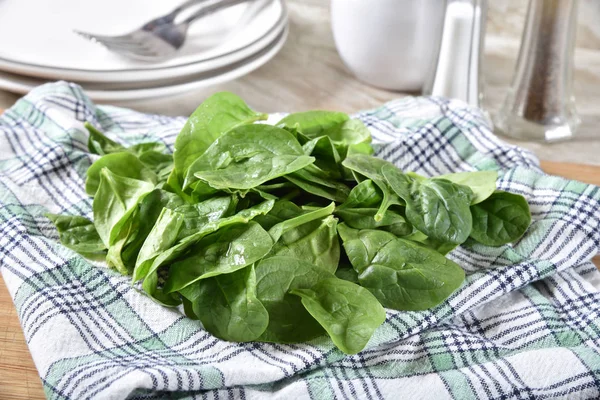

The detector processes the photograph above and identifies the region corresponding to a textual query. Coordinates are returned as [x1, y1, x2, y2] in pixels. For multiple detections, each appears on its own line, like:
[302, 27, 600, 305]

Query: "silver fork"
[75, 0, 254, 62]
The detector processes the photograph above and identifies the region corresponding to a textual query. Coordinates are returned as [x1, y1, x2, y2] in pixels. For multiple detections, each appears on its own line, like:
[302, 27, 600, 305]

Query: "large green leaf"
[277, 111, 349, 138]
[291, 278, 386, 354]
[163, 221, 274, 293]
[133, 200, 275, 288]
[405, 179, 473, 244]
[277, 112, 372, 157]
[340, 225, 465, 311]
[187, 124, 315, 190]
[173, 92, 267, 186]
[469, 190, 531, 246]
[438, 171, 498, 205]
[86, 152, 156, 196]
[92, 168, 154, 248]
[337, 179, 383, 209]
[255, 256, 333, 343]
[180, 265, 269, 342]
[46, 214, 105, 255]
[269, 215, 340, 273]
[384, 165, 473, 245]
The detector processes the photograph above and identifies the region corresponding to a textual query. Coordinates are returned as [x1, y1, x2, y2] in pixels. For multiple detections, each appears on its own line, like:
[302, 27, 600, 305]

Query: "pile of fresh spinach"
[47, 92, 531, 354]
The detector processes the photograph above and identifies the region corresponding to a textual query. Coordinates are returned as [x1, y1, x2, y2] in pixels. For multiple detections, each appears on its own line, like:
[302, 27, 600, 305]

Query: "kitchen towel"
[1, 82, 600, 399]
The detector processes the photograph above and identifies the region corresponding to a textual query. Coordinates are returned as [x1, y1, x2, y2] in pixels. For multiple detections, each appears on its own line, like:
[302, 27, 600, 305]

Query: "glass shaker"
[495, 0, 580, 142]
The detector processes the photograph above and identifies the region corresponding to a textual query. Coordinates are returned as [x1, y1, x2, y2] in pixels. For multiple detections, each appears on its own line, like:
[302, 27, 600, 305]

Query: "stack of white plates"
[0, 0, 288, 101]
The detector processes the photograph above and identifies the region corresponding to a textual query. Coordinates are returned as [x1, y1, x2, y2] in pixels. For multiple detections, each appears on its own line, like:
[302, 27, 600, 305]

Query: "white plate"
[0, 0, 284, 83]
[0, 26, 288, 102]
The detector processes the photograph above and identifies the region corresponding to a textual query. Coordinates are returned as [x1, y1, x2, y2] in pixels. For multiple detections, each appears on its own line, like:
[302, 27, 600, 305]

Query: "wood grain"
[0, 278, 45, 400]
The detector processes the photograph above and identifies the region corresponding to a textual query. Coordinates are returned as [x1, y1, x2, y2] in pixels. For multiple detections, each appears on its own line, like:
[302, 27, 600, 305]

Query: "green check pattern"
[1, 82, 600, 399]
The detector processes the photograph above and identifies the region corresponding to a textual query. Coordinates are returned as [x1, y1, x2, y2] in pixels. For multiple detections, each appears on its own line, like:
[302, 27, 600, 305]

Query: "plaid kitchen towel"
[1, 81, 600, 400]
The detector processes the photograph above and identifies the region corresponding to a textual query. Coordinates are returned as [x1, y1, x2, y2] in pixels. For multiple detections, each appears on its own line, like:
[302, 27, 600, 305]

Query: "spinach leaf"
[92, 168, 154, 248]
[402, 230, 457, 255]
[342, 154, 404, 221]
[46, 213, 106, 255]
[438, 170, 498, 204]
[187, 124, 315, 190]
[133, 207, 184, 283]
[469, 190, 531, 246]
[277, 112, 372, 157]
[134, 200, 274, 286]
[255, 256, 331, 343]
[335, 266, 359, 284]
[285, 166, 350, 203]
[277, 111, 349, 138]
[269, 215, 340, 273]
[108, 189, 184, 273]
[335, 208, 412, 237]
[404, 178, 473, 244]
[174, 195, 238, 240]
[302, 135, 342, 178]
[291, 278, 386, 354]
[267, 202, 335, 242]
[337, 179, 383, 209]
[181, 265, 269, 342]
[340, 225, 465, 311]
[173, 92, 267, 186]
[86, 152, 157, 196]
[163, 221, 274, 293]
[85, 122, 125, 155]
[383, 165, 473, 244]
[106, 210, 139, 274]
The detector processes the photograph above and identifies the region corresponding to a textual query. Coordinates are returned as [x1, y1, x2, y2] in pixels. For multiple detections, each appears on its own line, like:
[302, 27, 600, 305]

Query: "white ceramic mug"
[331, 0, 446, 91]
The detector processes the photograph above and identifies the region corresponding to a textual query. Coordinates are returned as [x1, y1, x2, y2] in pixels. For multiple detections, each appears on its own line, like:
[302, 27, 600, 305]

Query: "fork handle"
[182, 0, 256, 25]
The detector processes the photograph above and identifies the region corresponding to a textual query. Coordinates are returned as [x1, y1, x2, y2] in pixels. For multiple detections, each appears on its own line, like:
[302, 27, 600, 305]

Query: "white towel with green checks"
[1, 82, 600, 399]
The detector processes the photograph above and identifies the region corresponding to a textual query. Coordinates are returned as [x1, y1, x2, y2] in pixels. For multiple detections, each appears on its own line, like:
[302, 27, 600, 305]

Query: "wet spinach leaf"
[163, 221, 273, 293]
[46, 213, 106, 255]
[188, 124, 315, 190]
